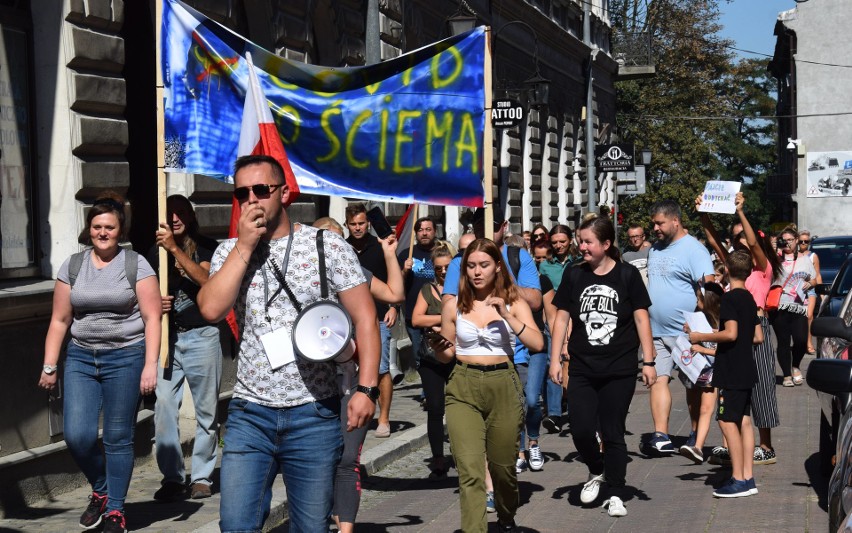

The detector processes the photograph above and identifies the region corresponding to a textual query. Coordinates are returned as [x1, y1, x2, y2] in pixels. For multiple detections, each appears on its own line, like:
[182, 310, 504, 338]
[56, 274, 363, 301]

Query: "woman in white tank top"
[427, 238, 542, 533]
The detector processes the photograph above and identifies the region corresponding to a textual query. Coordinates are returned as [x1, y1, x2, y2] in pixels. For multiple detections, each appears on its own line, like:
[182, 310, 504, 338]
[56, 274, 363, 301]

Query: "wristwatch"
[643, 361, 656, 367]
[355, 384, 379, 402]
[43, 364, 58, 375]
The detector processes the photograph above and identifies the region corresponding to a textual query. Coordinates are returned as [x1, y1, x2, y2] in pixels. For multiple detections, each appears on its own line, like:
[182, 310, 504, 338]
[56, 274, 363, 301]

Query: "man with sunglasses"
[197, 155, 380, 533]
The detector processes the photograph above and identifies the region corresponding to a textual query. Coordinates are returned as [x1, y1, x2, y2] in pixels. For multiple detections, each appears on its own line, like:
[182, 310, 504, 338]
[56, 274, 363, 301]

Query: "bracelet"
[514, 324, 526, 337]
[643, 361, 656, 367]
[234, 245, 250, 266]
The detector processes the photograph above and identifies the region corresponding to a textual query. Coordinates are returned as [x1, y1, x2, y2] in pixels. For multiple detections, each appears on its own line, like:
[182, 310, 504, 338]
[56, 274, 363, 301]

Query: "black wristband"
[643, 361, 656, 367]
[514, 324, 527, 337]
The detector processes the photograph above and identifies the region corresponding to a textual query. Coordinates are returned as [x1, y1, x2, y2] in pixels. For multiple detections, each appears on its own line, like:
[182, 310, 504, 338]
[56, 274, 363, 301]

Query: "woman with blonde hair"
[428, 238, 543, 533]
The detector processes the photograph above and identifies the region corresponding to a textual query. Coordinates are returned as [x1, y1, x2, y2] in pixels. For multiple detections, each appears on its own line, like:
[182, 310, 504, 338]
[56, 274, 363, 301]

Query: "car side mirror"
[812, 317, 852, 342]
[806, 358, 852, 395]
[815, 283, 832, 296]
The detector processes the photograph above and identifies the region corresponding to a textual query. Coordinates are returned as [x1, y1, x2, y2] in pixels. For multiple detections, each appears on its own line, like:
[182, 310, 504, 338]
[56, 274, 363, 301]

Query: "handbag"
[766, 270, 794, 312]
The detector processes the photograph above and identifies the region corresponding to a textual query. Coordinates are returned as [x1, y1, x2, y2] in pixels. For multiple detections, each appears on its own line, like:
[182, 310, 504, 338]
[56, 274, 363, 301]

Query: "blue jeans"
[219, 396, 342, 533]
[63, 340, 144, 513]
[378, 321, 392, 374]
[155, 325, 222, 486]
[406, 324, 423, 368]
[515, 352, 547, 451]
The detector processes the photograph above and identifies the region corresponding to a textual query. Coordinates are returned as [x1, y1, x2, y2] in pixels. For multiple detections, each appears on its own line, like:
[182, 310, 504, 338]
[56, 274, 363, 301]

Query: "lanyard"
[261, 222, 299, 321]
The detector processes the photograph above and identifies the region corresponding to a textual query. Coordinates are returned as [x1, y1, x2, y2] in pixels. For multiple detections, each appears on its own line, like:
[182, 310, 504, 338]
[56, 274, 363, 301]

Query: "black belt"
[459, 362, 510, 372]
[175, 324, 207, 334]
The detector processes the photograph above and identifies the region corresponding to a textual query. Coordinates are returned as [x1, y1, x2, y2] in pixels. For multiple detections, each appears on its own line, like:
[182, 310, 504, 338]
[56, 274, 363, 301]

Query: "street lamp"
[641, 148, 652, 166]
[446, 3, 477, 36]
[492, 21, 550, 108]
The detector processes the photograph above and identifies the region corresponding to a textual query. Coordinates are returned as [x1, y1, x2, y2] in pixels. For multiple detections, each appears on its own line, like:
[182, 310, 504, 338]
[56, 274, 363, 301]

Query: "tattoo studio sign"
[491, 99, 524, 128]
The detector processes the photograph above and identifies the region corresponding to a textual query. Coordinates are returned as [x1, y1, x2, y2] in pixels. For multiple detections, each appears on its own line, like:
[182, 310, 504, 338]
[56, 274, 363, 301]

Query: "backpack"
[68, 248, 139, 295]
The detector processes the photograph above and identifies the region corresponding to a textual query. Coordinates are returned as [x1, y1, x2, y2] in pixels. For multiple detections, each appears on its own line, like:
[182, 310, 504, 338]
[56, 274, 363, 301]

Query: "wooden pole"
[483, 27, 494, 240]
[155, 0, 169, 367]
[407, 203, 418, 260]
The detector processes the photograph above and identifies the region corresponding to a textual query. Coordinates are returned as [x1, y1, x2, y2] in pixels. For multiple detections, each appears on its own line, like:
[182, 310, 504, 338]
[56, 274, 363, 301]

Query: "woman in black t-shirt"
[549, 215, 656, 517]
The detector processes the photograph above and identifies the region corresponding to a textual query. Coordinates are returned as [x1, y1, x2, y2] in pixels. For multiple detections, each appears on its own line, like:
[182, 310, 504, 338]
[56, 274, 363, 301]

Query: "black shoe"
[498, 518, 518, 532]
[542, 416, 562, 434]
[154, 481, 187, 502]
[79, 492, 107, 530]
[102, 510, 127, 533]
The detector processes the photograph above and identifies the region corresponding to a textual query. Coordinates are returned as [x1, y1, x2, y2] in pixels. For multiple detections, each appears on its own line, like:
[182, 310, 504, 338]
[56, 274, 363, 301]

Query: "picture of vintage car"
[818, 173, 852, 196]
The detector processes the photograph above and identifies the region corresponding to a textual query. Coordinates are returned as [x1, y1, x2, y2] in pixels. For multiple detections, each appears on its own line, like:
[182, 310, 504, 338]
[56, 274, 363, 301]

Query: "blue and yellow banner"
[162, 0, 486, 206]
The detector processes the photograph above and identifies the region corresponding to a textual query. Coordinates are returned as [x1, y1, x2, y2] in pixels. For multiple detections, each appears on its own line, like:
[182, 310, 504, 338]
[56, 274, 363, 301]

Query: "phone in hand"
[423, 328, 453, 347]
[366, 206, 394, 240]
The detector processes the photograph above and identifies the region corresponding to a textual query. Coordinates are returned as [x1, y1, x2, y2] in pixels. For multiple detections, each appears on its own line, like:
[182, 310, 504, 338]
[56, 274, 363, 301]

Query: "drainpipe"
[584, 7, 597, 214]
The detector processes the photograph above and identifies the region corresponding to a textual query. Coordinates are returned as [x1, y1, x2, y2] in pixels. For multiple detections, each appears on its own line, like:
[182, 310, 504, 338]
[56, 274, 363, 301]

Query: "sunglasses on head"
[233, 183, 282, 202]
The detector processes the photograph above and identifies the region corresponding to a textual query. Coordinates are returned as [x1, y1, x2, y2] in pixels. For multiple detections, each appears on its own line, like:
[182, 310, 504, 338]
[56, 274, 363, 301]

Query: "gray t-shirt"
[58, 248, 156, 349]
[622, 246, 650, 286]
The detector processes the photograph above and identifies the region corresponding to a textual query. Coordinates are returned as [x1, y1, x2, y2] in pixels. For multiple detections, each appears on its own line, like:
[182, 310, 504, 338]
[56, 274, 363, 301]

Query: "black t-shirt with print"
[553, 261, 651, 377]
[711, 287, 759, 390]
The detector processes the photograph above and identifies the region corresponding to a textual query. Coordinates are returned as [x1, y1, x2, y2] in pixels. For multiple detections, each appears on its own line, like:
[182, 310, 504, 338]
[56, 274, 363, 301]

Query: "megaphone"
[292, 300, 355, 364]
[387, 339, 404, 385]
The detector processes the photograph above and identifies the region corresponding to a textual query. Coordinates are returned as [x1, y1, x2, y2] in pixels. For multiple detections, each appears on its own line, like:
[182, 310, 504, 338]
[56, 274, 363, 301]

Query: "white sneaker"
[515, 457, 528, 474]
[528, 445, 544, 471]
[602, 496, 627, 517]
[580, 473, 605, 504]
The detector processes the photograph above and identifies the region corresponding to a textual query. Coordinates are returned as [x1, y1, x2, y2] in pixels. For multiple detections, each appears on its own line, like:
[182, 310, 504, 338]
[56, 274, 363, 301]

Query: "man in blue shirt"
[645, 200, 714, 455]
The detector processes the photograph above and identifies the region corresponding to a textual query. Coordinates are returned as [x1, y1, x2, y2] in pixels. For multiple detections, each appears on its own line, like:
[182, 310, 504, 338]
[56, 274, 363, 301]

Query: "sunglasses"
[799, 240, 810, 245]
[233, 183, 282, 202]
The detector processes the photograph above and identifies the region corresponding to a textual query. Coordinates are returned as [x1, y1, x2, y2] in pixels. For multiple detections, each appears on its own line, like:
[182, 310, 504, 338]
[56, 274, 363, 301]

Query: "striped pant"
[751, 315, 780, 428]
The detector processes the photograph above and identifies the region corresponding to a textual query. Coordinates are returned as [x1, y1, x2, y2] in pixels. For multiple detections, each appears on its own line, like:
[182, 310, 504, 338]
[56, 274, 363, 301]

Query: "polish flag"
[224, 52, 301, 340]
[395, 204, 417, 259]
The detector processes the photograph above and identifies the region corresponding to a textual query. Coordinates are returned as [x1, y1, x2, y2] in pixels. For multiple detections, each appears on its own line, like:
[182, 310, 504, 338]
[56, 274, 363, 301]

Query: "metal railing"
[611, 31, 654, 67]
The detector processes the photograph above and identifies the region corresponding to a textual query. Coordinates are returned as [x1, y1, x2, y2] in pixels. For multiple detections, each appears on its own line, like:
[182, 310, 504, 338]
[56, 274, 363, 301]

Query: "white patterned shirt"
[209, 224, 366, 407]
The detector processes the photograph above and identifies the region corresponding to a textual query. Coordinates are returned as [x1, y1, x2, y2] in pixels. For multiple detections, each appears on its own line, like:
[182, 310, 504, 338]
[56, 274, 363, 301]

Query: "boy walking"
[687, 250, 763, 498]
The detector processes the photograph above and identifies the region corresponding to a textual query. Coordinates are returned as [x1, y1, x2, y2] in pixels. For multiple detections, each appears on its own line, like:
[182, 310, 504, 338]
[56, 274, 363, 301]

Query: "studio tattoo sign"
[162, 0, 486, 206]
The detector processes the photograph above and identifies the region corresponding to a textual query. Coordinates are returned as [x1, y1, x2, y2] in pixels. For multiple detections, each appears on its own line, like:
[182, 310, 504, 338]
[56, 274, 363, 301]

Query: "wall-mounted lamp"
[493, 21, 550, 109]
[641, 148, 652, 166]
[787, 138, 801, 151]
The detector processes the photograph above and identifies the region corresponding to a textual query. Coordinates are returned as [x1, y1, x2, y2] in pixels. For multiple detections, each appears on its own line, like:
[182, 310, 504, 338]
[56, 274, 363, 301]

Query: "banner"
[162, 0, 486, 207]
[806, 151, 852, 198]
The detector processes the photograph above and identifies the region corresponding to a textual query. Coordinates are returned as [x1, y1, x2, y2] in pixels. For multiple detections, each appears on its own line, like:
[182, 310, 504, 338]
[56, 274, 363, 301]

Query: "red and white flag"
[225, 52, 301, 340]
[395, 203, 417, 259]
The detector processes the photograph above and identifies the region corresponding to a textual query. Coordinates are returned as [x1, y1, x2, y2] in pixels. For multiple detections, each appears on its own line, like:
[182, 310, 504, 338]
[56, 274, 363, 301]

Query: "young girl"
[679, 283, 723, 464]
[428, 238, 543, 533]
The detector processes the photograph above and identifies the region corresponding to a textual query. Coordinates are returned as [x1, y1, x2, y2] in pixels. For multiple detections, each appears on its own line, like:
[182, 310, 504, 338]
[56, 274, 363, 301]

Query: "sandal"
[792, 368, 803, 385]
[782, 376, 794, 387]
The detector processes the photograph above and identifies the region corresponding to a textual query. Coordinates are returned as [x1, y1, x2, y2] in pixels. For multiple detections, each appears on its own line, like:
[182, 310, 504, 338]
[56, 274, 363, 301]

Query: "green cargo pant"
[445, 362, 524, 533]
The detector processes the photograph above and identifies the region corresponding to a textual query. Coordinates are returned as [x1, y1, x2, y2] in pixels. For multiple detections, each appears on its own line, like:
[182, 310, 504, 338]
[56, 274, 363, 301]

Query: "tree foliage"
[611, 0, 778, 238]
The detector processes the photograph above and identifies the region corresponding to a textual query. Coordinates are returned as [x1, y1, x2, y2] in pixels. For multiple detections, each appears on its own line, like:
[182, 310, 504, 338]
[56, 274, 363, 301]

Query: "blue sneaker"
[685, 430, 697, 448]
[648, 432, 676, 454]
[486, 491, 496, 513]
[745, 477, 758, 495]
[713, 478, 753, 498]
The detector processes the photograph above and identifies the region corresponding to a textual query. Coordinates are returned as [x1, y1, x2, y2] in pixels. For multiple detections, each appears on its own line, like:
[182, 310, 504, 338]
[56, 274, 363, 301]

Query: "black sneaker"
[79, 492, 107, 530]
[102, 510, 127, 533]
[154, 481, 187, 502]
[542, 416, 562, 434]
[498, 518, 518, 532]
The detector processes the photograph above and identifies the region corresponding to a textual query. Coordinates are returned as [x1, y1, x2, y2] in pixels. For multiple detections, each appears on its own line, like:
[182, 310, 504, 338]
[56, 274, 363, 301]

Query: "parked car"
[811, 235, 852, 285]
[817, 256, 852, 319]
[806, 289, 852, 532]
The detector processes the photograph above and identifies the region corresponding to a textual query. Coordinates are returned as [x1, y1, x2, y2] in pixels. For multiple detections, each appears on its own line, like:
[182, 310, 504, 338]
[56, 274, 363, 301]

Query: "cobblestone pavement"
[339, 357, 830, 532]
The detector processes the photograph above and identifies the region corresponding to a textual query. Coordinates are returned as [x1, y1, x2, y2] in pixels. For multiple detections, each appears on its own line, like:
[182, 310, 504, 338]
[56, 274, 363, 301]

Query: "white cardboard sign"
[698, 181, 741, 214]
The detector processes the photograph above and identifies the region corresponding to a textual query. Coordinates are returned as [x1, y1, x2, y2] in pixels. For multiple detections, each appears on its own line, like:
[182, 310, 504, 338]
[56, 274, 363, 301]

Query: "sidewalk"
[0, 377, 430, 533]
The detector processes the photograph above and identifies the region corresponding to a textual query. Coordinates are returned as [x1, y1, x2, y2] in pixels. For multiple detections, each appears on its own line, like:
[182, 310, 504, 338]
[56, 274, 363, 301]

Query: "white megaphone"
[292, 300, 356, 364]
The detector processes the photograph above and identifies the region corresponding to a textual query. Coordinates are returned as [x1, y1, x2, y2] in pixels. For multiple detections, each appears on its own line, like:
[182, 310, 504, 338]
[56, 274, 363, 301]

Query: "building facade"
[0, 0, 618, 512]
[769, 0, 852, 236]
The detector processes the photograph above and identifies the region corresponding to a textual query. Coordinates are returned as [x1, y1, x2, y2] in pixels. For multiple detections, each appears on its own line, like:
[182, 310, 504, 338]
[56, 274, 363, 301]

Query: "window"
[0, 14, 36, 276]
